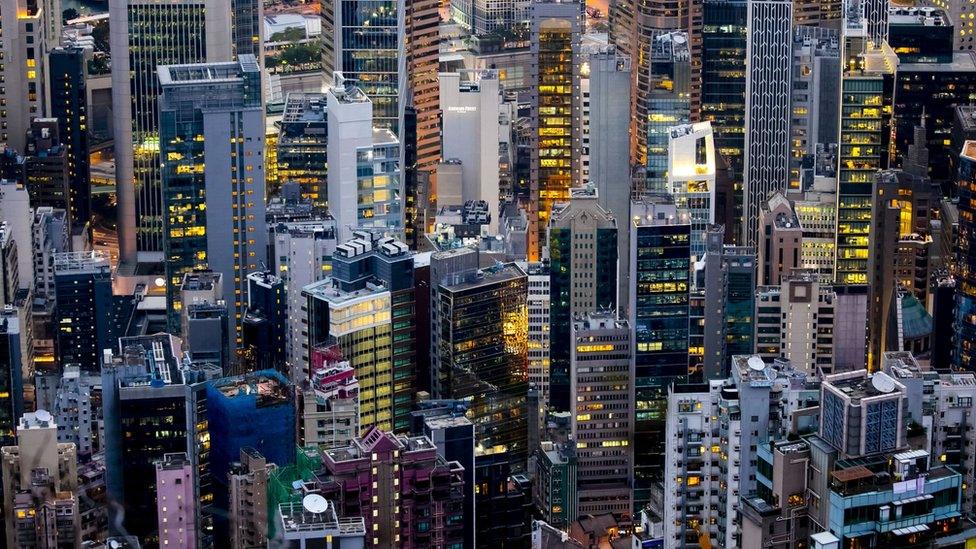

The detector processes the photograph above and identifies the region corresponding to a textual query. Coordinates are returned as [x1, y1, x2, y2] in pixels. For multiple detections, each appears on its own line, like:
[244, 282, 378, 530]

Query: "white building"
[667, 122, 716, 259]
[0, 180, 34, 291]
[269, 219, 339, 380]
[326, 75, 402, 242]
[664, 355, 816, 549]
[439, 70, 504, 233]
[525, 262, 551, 409]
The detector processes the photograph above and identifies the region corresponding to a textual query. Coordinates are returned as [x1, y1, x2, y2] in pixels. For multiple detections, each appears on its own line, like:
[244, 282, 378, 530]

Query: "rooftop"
[211, 370, 291, 406]
[277, 500, 366, 536]
[157, 55, 259, 85]
[281, 93, 327, 124]
[823, 370, 906, 403]
[889, 6, 950, 26]
[440, 262, 526, 292]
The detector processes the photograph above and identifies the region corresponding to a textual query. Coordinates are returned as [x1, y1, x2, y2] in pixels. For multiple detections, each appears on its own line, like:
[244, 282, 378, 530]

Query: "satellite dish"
[871, 372, 897, 394]
[34, 409, 52, 423]
[747, 356, 765, 372]
[303, 494, 329, 514]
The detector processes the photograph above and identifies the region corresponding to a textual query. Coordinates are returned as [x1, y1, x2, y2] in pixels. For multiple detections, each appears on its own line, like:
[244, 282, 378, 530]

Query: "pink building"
[155, 452, 196, 547]
[320, 426, 466, 548]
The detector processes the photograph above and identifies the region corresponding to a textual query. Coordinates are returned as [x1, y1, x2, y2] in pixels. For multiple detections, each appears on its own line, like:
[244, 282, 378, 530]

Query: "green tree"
[62, 8, 80, 23]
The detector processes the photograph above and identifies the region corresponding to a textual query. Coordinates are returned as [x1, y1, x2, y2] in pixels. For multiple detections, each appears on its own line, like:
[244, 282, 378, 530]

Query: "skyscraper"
[742, 0, 793, 247]
[628, 195, 691, 510]
[955, 141, 976, 370]
[646, 32, 693, 194]
[529, 0, 583, 261]
[835, 4, 897, 285]
[276, 93, 329, 208]
[326, 76, 403, 242]
[667, 122, 717, 257]
[0, 0, 57, 153]
[158, 56, 266, 342]
[53, 251, 113, 373]
[110, 0, 232, 265]
[547, 187, 618, 412]
[324, 0, 405, 135]
[48, 47, 91, 242]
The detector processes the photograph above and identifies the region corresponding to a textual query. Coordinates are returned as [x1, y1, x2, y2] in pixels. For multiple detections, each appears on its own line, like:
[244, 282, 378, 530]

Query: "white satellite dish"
[34, 409, 52, 423]
[871, 372, 897, 394]
[747, 356, 765, 372]
[303, 494, 329, 514]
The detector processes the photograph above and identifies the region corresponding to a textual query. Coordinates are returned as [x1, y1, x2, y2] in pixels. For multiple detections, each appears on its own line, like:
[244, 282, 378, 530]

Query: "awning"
[892, 524, 930, 536]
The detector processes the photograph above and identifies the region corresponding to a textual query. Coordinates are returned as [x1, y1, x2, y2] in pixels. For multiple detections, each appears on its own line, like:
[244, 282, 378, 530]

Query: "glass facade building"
[646, 33, 691, 193]
[48, 47, 91, 240]
[955, 144, 976, 370]
[277, 93, 329, 208]
[629, 198, 691, 511]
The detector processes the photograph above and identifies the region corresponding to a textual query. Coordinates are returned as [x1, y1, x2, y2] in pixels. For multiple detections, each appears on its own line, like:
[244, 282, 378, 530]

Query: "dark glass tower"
[53, 252, 114, 373]
[48, 47, 91, 240]
[955, 143, 976, 371]
[628, 196, 691, 511]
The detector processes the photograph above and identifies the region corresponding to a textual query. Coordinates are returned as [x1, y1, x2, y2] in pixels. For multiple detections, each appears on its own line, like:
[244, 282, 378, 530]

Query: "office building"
[1, 410, 79, 548]
[180, 271, 231, 367]
[155, 452, 197, 549]
[232, 0, 263, 61]
[101, 338, 219, 544]
[22, 120, 70, 227]
[696, 226, 756, 380]
[789, 27, 840, 192]
[430, 251, 528, 463]
[326, 77, 402, 241]
[406, 0, 441, 177]
[628, 195, 690, 510]
[821, 369, 908, 458]
[109, 0, 232, 264]
[756, 270, 835, 374]
[757, 193, 804, 286]
[53, 252, 113, 373]
[570, 312, 634, 525]
[277, 93, 328, 208]
[533, 440, 577, 529]
[269, 219, 338, 380]
[439, 70, 504, 233]
[835, 5, 897, 285]
[646, 32, 692, 194]
[304, 232, 416, 431]
[452, 0, 530, 34]
[0, 312, 24, 448]
[921, 0, 976, 50]
[158, 56, 266, 343]
[228, 448, 272, 549]
[667, 123, 717, 257]
[742, 0, 794, 247]
[48, 47, 91, 242]
[547, 187, 618, 412]
[955, 141, 976, 370]
[0, 179, 34, 291]
[320, 426, 466, 547]
[525, 262, 551, 408]
[0, 0, 56, 154]
[49, 366, 101, 460]
[324, 0, 404, 134]
[528, 0, 583, 261]
[242, 271, 287, 374]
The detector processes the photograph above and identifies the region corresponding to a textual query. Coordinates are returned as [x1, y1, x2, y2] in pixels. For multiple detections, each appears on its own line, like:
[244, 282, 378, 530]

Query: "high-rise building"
[324, 0, 405, 134]
[528, 0, 583, 261]
[109, 0, 232, 265]
[326, 77, 403, 242]
[242, 271, 287, 374]
[207, 370, 295, 541]
[0, 0, 56, 153]
[628, 195, 691, 510]
[756, 269, 835, 374]
[53, 252, 113, 373]
[304, 232, 416, 431]
[701, 0, 748, 234]
[533, 440, 577, 529]
[955, 141, 976, 370]
[835, 4, 897, 285]
[696, 225, 755, 380]
[406, 0, 441, 176]
[155, 452, 197, 548]
[742, 0, 793, 248]
[525, 262, 551, 408]
[452, 0, 530, 34]
[231, 0, 263, 61]
[667, 122, 717, 257]
[789, 27, 840, 192]
[0, 179, 33, 291]
[300, 346, 360, 448]
[646, 32, 692, 194]
[101, 338, 220, 544]
[820, 368, 908, 458]
[546, 187, 618, 412]
[430, 250, 529, 463]
[48, 47, 91, 242]
[570, 311, 634, 525]
[269, 219, 338, 380]
[439, 70, 504, 234]
[22, 119, 70, 224]
[1, 411, 79, 548]
[158, 56, 266, 343]
[320, 426, 467, 548]
[277, 93, 329, 208]
[228, 448, 272, 549]
[0, 312, 25, 447]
